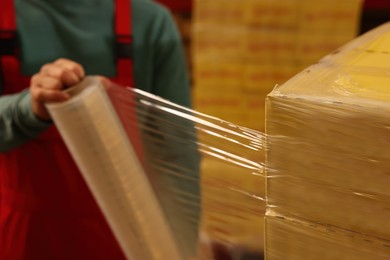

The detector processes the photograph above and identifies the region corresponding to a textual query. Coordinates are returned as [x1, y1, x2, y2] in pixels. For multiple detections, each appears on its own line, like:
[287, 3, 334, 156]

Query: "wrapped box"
[266, 23, 390, 258]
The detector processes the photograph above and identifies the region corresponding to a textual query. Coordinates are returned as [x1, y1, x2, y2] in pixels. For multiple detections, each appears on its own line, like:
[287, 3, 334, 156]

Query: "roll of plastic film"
[46, 77, 182, 260]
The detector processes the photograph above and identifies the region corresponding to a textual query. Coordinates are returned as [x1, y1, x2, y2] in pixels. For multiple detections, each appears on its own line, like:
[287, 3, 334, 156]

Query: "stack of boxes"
[193, 0, 362, 131]
[192, 0, 363, 254]
[266, 23, 390, 259]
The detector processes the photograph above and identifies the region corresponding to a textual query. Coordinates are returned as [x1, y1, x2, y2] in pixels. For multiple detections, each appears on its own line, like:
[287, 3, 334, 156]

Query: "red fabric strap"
[0, 0, 16, 31]
[113, 0, 142, 164]
[0, 0, 17, 51]
[113, 0, 134, 87]
[0, 0, 29, 94]
[115, 0, 132, 37]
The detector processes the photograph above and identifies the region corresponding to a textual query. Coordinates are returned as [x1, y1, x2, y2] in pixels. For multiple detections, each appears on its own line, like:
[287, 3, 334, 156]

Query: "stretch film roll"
[46, 78, 182, 260]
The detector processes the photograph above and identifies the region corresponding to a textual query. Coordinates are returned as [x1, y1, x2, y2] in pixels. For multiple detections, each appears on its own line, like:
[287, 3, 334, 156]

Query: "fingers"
[39, 58, 85, 86]
[30, 74, 69, 102]
[31, 74, 62, 93]
[30, 58, 85, 120]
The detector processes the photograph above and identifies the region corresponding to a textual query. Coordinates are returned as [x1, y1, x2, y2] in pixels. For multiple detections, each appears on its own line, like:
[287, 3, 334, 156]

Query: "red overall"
[0, 0, 134, 259]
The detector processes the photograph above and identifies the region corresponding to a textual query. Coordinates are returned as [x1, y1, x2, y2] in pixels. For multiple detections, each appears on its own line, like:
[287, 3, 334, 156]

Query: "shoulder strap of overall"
[114, 0, 134, 87]
[0, 0, 18, 56]
[0, 0, 27, 95]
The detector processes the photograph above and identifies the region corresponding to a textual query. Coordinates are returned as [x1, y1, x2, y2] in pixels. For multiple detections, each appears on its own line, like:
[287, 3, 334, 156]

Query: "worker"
[0, 0, 198, 258]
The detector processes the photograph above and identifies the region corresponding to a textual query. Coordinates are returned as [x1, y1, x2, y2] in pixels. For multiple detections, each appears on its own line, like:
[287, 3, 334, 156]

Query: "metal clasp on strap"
[116, 34, 133, 59]
[0, 30, 18, 56]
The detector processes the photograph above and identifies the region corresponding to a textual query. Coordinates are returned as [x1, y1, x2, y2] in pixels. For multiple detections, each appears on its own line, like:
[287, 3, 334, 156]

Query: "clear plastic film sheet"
[46, 77, 266, 260]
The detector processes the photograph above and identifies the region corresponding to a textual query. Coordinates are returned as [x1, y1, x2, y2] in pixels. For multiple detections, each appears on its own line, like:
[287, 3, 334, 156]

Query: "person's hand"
[30, 58, 85, 120]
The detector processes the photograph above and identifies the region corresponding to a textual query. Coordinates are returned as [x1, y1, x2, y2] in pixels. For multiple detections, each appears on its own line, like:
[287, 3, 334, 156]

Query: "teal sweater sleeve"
[0, 91, 51, 152]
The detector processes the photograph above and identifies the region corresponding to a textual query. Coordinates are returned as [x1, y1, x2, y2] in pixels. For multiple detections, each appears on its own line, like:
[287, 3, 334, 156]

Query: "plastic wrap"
[44, 22, 390, 260]
[46, 77, 266, 259]
[265, 22, 390, 259]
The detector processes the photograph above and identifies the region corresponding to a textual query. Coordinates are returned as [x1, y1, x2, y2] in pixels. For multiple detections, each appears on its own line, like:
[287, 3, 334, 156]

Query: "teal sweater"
[0, 0, 190, 151]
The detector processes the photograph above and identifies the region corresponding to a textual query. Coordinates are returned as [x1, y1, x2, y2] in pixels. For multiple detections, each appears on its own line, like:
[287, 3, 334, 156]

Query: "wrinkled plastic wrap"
[265, 22, 390, 259]
[46, 77, 265, 259]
